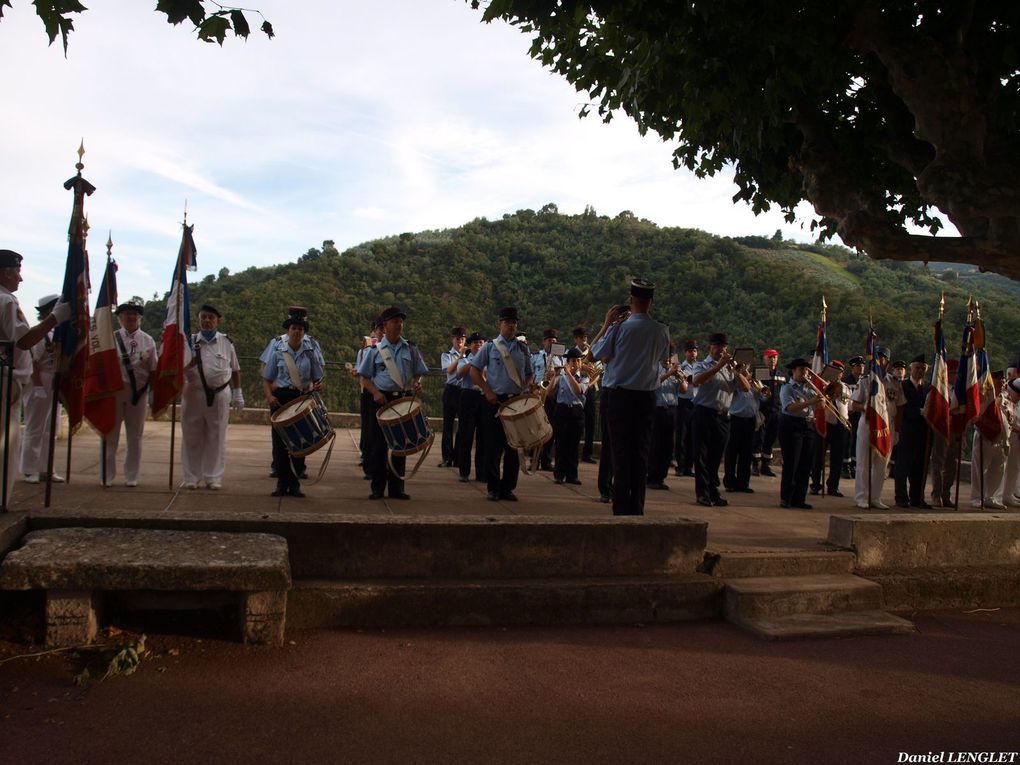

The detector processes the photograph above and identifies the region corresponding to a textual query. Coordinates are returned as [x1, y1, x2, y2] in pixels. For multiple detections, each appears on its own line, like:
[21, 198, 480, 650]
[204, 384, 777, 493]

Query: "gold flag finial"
[76, 140, 85, 172]
[939, 292, 945, 319]
[183, 199, 188, 225]
[106, 231, 113, 256]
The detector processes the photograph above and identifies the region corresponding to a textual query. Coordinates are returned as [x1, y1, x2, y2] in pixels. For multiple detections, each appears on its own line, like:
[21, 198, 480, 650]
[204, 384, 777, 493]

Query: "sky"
[0, 0, 821, 313]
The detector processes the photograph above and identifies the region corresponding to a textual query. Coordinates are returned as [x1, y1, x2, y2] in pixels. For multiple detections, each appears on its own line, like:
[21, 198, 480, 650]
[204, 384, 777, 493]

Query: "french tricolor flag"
[150, 223, 196, 417]
[954, 322, 981, 426]
[83, 256, 123, 435]
[923, 319, 951, 442]
[865, 328, 891, 459]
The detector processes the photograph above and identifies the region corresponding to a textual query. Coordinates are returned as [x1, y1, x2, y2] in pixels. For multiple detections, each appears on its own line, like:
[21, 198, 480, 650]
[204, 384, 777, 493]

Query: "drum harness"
[191, 334, 230, 406]
[276, 344, 335, 484]
[376, 342, 433, 480]
[115, 332, 149, 406]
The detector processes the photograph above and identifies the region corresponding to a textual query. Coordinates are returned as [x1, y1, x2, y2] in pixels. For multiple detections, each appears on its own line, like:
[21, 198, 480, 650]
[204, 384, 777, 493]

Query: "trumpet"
[726, 358, 772, 399]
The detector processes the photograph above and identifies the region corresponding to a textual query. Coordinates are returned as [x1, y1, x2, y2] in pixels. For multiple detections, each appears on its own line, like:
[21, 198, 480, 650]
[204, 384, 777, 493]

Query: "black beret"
[199, 304, 221, 318]
[0, 249, 24, 268]
[115, 302, 144, 316]
[379, 306, 407, 323]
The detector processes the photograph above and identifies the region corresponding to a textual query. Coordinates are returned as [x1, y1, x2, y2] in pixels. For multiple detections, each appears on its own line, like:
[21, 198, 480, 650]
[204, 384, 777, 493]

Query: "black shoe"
[581, 457, 597, 464]
[674, 469, 683, 477]
[538, 464, 553, 472]
[458, 475, 470, 483]
[599, 494, 612, 503]
[751, 463, 760, 476]
[895, 499, 911, 508]
[780, 500, 791, 508]
[828, 489, 844, 498]
[696, 496, 713, 507]
[761, 466, 777, 477]
[711, 497, 729, 507]
[566, 478, 582, 485]
[363, 473, 372, 480]
[298, 471, 309, 480]
[390, 492, 411, 500]
[682, 470, 696, 477]
[500, 491, 518, 502]
[486, 492, 500, 501]
[794, 502, 813, 510]
[269, 468, 278, 478]
[554, 476, 565, 484]
[369, 491, 384, 500]
[289, 487, 306, 498]
[271, 487, 287, 497]
[647, 482, 669, 490]
[810, 487, 821, 496]
[911, 501, 933, 509]
[722, 482, 735, 492]
[736, 487, 754, 493]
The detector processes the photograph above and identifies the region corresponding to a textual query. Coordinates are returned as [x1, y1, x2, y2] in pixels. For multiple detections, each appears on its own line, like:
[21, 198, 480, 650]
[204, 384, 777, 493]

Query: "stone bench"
[0, 528, 291, 647]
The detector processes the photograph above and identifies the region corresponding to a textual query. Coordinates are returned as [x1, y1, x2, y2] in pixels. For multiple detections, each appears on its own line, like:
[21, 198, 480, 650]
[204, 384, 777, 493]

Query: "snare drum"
[270, 394, 334, 457]
[498, 394, 552, 451]
[376, 396, 434, 456]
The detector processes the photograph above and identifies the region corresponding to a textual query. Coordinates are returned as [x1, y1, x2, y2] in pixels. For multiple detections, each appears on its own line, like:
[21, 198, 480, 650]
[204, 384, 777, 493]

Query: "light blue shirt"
[590, 313, 670, 391]
[729, 389, 759, 419]
[555, 372, 588, 406]
[655, 375, 679, 407]
[458, 353, 481, 391]
[260, 333, 325, 367]
[470, 335, 533, 396]
[678, 359, 698, 401]
[780, 379, 816, 420]
[261, 337, 324, 390]
[692, 355, 737, 410]
[358, 336, 428, 392]
[442, 347, 463, 385]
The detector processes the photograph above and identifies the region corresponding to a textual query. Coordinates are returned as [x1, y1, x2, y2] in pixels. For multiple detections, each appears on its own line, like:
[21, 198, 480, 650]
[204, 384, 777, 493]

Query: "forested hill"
[140, 207, 1020, 369]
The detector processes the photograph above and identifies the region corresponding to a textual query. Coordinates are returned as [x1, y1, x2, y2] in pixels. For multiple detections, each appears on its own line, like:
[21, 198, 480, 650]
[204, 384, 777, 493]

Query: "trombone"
[726, 358, 772, 399]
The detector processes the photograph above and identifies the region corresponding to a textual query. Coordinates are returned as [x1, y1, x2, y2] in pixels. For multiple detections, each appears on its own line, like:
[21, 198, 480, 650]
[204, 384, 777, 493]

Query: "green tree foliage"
[1, 0, 273, 53]
[471, 1, 1020, 279]
[141, 209, 1020, 405]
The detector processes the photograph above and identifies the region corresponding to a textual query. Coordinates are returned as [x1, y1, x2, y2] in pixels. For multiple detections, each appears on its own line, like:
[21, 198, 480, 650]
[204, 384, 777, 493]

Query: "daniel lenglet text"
[898, 755, 1018, 764]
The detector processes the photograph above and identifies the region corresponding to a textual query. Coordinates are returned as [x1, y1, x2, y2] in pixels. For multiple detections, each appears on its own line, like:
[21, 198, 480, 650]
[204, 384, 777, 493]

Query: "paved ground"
[8, 420, 1004, 549]
[1, 609, 1017, 764]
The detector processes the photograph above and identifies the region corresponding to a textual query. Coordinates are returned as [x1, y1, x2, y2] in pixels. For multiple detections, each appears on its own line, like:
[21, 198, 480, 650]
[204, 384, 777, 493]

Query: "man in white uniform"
[104, 302, 158, 487]
[851, 346, 905, 509]
[20, 294, 64, 483]
[181, 304, 242, 489]
[0, 249, 70, 502]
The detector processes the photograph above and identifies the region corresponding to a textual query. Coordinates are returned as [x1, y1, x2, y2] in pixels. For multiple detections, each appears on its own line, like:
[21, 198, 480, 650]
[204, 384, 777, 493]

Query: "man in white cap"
[19, 294, 65, 484]
[0, 249, 71, 502]
[104, 302, 158, 487]
[180, 304, 242, 490]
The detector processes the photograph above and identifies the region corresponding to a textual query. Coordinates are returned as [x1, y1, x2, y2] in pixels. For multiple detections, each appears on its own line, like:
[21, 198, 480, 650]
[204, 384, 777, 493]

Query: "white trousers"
[19, 381, 55, 476]
[854, 420, 889, 505]
[970, 431, 1005, 504]
[1, 380, 22, 503]
[1002, 431, 1020, 501]
[103, 389, 148, 484]
[180, 383, 230, 485]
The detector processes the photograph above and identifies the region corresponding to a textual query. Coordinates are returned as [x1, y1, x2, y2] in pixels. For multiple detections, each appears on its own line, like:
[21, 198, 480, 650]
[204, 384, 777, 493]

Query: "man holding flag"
[851, 341, 904, 509]
[84, 248, 124, 482]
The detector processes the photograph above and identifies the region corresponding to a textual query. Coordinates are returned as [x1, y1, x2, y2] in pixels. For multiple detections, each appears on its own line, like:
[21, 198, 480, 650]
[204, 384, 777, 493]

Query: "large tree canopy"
[472, 1, 1020, 279]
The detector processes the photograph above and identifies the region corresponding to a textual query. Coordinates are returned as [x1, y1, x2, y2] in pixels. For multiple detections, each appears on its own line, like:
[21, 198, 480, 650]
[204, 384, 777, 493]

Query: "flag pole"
[920, 294, 943, 509]
[46, 143, 93, 507]
[167, 204, 186, 490]
[976, 300, 985, 510]
[64, 212, 91, 485]
[866, 312, 873, 509]
[100, 232, 113, 488]
[820, 296, 828, 497]
[954, 297, 974, 513]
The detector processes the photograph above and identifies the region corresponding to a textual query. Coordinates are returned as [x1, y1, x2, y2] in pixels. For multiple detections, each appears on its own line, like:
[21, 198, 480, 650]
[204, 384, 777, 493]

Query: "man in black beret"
[893, 354, 932, 508]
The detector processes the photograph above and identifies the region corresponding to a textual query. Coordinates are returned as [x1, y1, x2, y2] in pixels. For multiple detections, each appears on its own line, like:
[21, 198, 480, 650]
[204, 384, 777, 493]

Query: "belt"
[697, 404, 729, 417]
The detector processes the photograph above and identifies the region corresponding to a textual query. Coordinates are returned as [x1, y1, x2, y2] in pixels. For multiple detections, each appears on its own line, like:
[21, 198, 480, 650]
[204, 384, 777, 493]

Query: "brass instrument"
[580, 360, 604, 389]
[726, 358, 771, 399]
[538, 357, 560, 402]
[801, 370, 853, 430]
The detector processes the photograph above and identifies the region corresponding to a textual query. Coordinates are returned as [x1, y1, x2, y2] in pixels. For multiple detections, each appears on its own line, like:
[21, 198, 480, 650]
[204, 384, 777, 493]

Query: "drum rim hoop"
[270, 394, 321, 427]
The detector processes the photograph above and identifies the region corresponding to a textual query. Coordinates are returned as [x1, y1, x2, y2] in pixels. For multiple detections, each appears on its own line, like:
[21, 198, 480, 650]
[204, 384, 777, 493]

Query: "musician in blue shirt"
[591, 278, 671, 516]
[455, 332, 486, 483]
[533, 328, 562, 471]
[723, 370, 762, 494]
[469, 306, 535, 501]
[358, 305, 429, 501]
[778, 358, 823, 509]
[553, 347, 589, 485]
[439, 327, 467, 468]
[262, 307, 325, 498]
[647, 350, 684, 490]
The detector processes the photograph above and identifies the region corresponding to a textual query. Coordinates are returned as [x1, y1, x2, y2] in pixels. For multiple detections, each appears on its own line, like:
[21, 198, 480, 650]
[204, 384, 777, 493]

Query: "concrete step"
[724, 574, 883, 623]
[701, 549, 854, 579]
[737, 610, 915, 640]
[31, 514, 708, 579]
[288, 575, 723, 628]
[863, 566, 1020, 611]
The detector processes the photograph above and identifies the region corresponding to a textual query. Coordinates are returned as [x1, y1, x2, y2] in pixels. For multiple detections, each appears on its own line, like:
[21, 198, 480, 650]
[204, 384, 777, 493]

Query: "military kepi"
[498, 306, 519, 322]
[199, 304, 222, 318]
[630, 278, 654, 299]
[378, 306, 407, 323]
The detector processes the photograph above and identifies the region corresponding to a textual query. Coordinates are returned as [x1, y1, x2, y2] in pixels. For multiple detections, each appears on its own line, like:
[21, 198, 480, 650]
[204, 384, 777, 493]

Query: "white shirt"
[116, 328, 158, 387]
[186, 332, 239, 390]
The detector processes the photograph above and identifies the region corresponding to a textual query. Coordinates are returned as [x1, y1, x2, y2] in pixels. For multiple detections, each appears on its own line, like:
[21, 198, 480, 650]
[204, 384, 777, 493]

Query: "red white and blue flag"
[809, 311, 829, 437]
[83, 257, 123, 435]
[954, 321, 981, 426]
[972, 318, 1003, 444]
[865, 327, 891, 459]
[150, 223, 196, 417]
[923, 319, 952, 442]
[54, 172, 95, 431]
